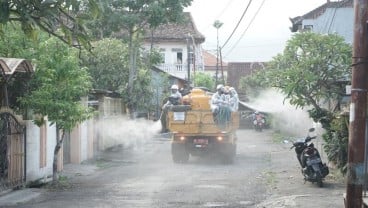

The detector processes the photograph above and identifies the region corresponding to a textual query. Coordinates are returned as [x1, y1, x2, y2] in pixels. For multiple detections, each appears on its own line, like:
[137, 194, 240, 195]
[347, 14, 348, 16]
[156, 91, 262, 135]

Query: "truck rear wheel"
[172, 143, 189, 163]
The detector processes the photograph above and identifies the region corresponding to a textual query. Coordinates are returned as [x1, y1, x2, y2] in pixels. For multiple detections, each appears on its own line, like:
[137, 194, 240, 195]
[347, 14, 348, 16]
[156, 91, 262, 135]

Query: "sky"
[185, 0, 328, 62]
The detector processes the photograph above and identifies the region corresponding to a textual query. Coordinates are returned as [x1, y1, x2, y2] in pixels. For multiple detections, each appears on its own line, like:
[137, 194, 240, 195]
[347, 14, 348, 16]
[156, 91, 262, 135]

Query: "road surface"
[5, 129, 345, 208]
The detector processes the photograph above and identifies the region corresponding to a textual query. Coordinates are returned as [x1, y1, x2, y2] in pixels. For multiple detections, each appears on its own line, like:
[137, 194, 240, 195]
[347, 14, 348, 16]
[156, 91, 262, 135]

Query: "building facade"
[290, 0, 353, 44]
[143, 12, 206, 80]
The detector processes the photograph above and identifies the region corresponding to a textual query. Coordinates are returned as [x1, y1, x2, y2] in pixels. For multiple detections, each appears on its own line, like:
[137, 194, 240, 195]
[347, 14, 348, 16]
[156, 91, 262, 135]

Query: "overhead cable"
[221, 0, 253, 49]
[199, 0, 236, 35]
[225, 0, 265, 58]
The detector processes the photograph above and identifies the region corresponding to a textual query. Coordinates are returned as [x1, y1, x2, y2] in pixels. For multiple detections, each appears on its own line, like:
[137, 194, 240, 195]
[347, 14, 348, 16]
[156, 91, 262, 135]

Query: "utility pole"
[186, 34, 190, 85]
[219, 46, 225, 84]
[345, 1, 368, 207]
[213, 20, 223, 88]
[190, 34, 196, 86]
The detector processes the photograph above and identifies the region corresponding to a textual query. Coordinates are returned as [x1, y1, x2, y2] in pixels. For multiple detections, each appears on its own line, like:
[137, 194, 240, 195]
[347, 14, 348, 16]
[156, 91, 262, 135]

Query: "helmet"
[216, 84, 224, 90]
[171, 85, 179, 90]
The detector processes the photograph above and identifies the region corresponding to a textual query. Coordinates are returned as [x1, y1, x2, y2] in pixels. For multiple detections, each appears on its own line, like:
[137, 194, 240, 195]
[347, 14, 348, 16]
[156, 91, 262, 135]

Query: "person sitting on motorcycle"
[252, 111, 265, 127]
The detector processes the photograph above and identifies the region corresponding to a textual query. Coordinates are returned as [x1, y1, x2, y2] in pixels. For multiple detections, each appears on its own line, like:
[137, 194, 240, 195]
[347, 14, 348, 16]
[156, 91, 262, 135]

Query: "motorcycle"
[290, 128, 329, 187]
[253, 116, 265, 132]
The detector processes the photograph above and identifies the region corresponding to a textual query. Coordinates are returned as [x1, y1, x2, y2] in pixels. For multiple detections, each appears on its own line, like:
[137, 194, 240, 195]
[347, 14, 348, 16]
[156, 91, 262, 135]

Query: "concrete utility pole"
[186, 35, 190, 84]
[346, 1, 368, 207]
[213, 20, 223, 88]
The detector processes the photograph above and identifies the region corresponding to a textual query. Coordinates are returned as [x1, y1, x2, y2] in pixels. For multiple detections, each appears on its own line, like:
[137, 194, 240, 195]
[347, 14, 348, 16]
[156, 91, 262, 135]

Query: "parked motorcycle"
[290, 128, 329, 187]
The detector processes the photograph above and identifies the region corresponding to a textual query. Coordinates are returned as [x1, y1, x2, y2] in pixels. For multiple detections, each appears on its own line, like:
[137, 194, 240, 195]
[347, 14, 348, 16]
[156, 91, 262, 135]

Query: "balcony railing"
[156, 64, 204, 79]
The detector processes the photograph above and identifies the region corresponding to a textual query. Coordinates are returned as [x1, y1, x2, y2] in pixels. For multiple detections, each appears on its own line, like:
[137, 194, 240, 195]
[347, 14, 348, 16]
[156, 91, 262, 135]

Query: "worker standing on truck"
[211, 85, 232, 127]
[229, 87, 239, 112]
[211, 84, 225, 116]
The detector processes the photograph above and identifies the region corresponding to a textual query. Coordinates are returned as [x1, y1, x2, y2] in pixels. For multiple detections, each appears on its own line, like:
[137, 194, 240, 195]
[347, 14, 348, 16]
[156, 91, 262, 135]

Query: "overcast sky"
[186, 0, 328, 62]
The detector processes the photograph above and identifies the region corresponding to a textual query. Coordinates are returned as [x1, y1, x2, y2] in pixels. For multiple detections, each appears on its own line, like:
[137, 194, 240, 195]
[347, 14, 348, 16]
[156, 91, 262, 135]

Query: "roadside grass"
[326, 166, 346, 184]
[271, 130, 290, 144]
[44, 175, 73, 191]
[94, 158, 115, 169]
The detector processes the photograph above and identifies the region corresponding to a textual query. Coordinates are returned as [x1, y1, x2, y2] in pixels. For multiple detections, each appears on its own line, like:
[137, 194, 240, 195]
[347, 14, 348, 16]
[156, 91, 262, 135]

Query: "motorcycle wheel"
[316, 171, 323, 187]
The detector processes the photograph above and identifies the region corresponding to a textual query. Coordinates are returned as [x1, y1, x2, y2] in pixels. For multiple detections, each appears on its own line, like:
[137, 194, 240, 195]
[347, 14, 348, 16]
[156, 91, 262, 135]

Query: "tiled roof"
[144, 12, 205, 44]
[290, 0, 353, 31]
[203, 50, 228, 67]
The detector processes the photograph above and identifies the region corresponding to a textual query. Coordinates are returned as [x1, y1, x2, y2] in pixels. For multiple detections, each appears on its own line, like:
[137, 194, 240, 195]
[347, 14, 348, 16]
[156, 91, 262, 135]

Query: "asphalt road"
[4, 129, 345, 208]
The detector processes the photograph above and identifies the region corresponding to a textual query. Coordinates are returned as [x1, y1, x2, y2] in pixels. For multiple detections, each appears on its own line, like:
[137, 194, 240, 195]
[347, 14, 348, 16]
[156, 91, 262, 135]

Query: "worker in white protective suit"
[229, 87, 239, 112]
[211, 84, 226, 114]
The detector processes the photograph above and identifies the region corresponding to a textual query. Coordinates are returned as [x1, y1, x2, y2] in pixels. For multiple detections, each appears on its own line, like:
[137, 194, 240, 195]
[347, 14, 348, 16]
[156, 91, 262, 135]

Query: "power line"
[215, 0, 236, 20]
[327, 1, 346, 33]
[224, 0, 265, 58]
[196, 0, 236, 35]
[221, 0, 253, 49]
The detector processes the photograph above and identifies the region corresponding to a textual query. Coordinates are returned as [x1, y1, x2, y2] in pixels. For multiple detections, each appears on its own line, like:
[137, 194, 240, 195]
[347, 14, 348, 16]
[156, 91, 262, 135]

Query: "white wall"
[303, 7, 353, 44]
[25, 121, 56, 182]
[80, 120, 88, 161]
[144, 42, 204, 67]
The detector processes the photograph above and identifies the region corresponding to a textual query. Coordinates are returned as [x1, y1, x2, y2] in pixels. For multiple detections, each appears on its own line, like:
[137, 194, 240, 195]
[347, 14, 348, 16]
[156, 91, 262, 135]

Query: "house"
[143, 12, 206, 81]
[290, 0, 353, 44]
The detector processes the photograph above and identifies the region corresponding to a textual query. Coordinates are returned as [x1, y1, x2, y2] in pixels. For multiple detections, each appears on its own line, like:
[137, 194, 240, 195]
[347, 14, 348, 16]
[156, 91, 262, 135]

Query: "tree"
[0, 23, 43, 110]
[193, 72, 214, 90]
[0, 0, 99, 49]
[85, 0, 192, 115]
[19, 37, 94, 183]
[82, 38, 129, 91]
[266, 32, 351, 116]
[241, 32, 352, 173]
[81, 38, 162, 115]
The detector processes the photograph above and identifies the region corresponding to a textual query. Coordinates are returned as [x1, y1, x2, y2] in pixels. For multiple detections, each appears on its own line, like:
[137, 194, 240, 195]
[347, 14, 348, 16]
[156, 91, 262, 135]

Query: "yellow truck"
[166, 88, 239, 163]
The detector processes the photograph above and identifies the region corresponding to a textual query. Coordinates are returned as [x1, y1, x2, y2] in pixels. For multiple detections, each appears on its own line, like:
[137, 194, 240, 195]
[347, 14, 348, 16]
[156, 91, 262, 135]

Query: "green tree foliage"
[120, 68, 153, 114]
[0, 0, 99, 49]
[266, 32, 351, 115]
[82, 38, 129, 91]
[86, 0, 192, 40]
[19, 37, 94, 182]
[238, 69, 267, 98]
[322, 114, 349, 174]
[193, 72, 214, 90]
[81, 38, 160, 114]
[0, 24, 42, 110]
[85, 0, 192, 114]
[241, 32, 352, 173]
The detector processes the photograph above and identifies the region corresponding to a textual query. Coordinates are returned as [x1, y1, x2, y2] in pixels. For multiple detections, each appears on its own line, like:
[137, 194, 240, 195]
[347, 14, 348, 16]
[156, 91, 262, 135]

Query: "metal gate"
[0, 111, 26, 191]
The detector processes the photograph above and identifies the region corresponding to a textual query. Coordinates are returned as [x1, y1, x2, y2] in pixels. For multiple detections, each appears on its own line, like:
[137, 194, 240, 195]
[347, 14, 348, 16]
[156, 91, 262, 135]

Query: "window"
[176, 52, 183, 64]
[303, 25, 313, 31]
[172, 48, 182, 62]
